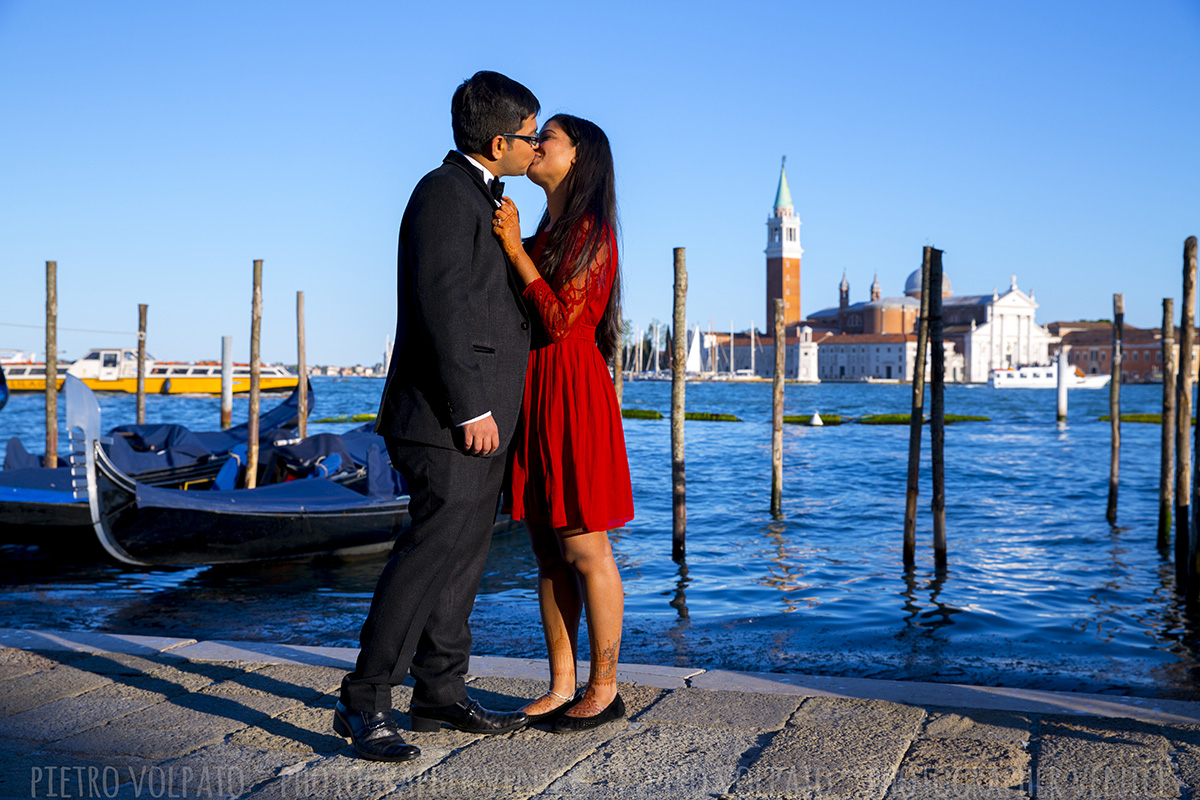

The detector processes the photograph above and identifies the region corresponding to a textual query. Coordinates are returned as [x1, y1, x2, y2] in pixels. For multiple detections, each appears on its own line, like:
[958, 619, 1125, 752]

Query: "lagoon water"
[2, 376, 1198, 699]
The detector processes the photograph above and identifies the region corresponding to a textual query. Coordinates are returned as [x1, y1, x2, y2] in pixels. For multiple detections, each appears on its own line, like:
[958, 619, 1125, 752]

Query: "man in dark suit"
[334, 71, 540, 762]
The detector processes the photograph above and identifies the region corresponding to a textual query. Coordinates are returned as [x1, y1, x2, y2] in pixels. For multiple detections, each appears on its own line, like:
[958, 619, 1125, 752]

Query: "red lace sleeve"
[522, 223, 615, 343]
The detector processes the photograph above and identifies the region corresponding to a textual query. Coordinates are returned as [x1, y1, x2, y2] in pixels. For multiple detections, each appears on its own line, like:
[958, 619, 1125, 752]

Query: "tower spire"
[774, 156, 793, 212]
[765, 158, 803, 330]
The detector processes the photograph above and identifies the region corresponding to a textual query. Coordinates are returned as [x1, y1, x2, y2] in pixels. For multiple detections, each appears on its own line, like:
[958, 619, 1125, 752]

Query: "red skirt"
[507, 332, 634, 532]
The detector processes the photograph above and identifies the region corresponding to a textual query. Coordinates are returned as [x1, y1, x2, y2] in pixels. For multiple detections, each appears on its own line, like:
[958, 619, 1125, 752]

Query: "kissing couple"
[332, 70, 635, 761]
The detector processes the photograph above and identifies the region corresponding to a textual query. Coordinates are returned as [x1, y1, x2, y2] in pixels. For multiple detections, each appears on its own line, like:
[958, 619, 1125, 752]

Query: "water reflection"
[669, 562, 690, 621]
[757, 519, 813, 613]
[899, 566, 961, 634]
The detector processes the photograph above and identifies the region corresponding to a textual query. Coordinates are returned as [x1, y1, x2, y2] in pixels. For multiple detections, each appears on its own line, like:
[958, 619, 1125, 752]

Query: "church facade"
[805, 265, 1055, 383]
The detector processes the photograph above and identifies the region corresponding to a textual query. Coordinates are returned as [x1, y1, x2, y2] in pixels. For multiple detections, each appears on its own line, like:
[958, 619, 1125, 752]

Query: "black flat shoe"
[524, 691, 582, 725]
[409, 697, 527, 734]
[551, 693, 626, 734]
[333, 700, 421, 762]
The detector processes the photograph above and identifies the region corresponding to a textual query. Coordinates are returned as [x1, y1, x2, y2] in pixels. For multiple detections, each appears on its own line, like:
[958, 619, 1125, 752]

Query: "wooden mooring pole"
[1160, 299, 1176, 551]
[1189, 238, 1200, 586]
[671, 248, 687, 562]
[903, 248, 933, 566]
[220, 336, 233, 429]
[929, 248, 946, 567]
[771, 298, 785, 518]
[296, 291, 308, 439]
[136, 304, 148, 425]
[1107, 294, 1123, 525]
[613, 326, 624, 409]
[44, 261, 57, 468]
[246, 260, 263, 489]
[1177, 239, 1196, 588]
[1056, 346, 1069, 422]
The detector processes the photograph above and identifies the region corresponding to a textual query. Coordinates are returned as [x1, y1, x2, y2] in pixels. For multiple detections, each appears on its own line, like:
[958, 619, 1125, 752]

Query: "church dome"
[904, 268, 953, 298]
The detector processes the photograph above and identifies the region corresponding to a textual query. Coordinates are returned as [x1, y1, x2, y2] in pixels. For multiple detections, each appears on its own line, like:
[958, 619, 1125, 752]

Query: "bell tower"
[765, 156, 803, 329]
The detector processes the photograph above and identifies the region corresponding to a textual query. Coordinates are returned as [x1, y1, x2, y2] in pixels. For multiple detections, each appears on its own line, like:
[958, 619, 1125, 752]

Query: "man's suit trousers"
[340, 438, 507, 712]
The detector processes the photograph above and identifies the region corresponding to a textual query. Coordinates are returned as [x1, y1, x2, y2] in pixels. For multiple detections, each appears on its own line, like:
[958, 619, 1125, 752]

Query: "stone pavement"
[1, 628, 1199, 800]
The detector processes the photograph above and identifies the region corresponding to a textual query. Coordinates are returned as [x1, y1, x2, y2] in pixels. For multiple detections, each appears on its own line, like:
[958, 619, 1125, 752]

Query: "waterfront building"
[698, 326, 824, 381]
[765, 158, 803, 330]
[807, 270, 1053, 382]
[816, 333, 960, 382]
[1052, 322, 1200, 383]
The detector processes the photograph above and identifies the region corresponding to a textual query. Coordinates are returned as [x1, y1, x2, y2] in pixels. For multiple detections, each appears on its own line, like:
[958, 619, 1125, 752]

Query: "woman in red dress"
[493, 114, 634, 732]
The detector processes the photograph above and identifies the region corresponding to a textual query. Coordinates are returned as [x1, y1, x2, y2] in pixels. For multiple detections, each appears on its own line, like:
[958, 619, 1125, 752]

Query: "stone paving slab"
[898, 738, 1030, 788]
[0, 648, 63, 683]
[541, 721, 761, 800]
[638, 687, 803, 730]
[692, 669, 1200, 725]
[1033, 716, 1176, 800]
[920, 710, 1034, 744]
[0, 664, 112, 716]
[0, 628, 195, 656]
[734, 697, 927, 799]
[0, 742, 154, 800]
[4, 630, 1200, 800]
[163, 640, 359, 669]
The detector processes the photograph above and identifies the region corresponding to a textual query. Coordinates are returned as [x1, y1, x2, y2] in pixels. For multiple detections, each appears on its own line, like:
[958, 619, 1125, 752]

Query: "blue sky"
[2, 1, 1198, 366]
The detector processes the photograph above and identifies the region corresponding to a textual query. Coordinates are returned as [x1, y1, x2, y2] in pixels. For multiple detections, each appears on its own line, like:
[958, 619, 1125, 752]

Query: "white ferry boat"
[4, 348, 299, 394]
[989, 363, 1111, 389]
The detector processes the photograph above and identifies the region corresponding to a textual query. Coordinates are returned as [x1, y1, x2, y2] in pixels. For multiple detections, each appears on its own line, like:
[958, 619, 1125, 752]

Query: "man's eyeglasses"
[502, 133, 540, 147]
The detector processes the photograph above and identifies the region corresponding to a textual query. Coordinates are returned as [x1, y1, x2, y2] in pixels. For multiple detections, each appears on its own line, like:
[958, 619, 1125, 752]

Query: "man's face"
[495, 114, 539, 177]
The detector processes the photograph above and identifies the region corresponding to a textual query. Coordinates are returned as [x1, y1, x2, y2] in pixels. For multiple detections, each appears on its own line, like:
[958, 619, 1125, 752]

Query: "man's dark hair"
[451, 71, 540, 154]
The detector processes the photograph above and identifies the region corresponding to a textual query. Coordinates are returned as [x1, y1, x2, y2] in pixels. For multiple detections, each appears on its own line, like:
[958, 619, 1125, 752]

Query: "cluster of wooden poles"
[654, 239, 1200, 575]
[39, 260, 310, 490]
[658, 247, 824, 564]
[1150, 236, 1200, 593]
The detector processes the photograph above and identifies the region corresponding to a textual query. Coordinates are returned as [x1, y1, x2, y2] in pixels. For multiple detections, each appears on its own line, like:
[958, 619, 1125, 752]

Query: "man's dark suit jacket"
[376, 151, 531, 452]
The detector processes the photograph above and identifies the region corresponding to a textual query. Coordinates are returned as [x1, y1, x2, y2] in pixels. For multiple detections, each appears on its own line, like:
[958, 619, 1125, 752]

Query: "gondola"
[0, 379, 314, 545]
[0, 361, 8, 411]
[67, 376, 429, 567]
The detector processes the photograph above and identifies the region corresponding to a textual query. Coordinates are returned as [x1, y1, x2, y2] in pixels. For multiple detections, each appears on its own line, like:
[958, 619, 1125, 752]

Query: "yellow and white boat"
[4, 348, 299, 394]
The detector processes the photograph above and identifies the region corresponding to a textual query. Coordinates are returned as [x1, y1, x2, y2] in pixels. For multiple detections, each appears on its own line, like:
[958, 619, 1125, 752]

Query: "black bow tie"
[489, 179, 505, 203]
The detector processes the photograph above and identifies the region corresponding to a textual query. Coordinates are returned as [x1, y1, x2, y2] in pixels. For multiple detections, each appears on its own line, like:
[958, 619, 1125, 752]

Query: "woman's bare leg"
[520, 519, 582, 717]
[558, 528, 623, 717]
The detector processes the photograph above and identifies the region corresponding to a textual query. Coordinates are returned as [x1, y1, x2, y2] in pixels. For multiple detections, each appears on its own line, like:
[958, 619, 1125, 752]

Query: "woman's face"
[527, 120, 576, 190]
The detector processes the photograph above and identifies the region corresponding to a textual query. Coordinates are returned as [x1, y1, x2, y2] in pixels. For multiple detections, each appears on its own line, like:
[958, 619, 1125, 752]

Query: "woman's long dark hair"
[534, 114, 622, 364]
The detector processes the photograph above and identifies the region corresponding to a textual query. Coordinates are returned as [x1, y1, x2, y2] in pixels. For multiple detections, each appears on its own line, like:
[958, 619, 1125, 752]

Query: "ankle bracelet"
[547, 690, 573, 702]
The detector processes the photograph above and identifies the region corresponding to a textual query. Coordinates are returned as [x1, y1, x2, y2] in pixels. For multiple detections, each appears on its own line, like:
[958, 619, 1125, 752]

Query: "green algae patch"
[684, 412, 741, 422]
[784, 414, 845, 426]
[312, 413, 377, 423]
[622, 408, 663, 420]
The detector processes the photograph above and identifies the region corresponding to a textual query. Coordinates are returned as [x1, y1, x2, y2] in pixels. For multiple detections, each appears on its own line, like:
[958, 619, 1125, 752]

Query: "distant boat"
[989, 363, 1110, 389]
[3, 347, 299, 394]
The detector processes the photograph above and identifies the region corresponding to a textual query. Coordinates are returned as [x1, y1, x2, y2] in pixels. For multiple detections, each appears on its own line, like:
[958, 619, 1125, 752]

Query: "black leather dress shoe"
[551, 693, 626, 734]
[333, 701, 421, 762]
[409, 697, 527, 734]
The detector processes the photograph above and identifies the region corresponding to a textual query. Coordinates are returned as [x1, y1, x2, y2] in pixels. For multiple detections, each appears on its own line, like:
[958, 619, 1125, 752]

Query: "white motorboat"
[989, 363, 1111, 389]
